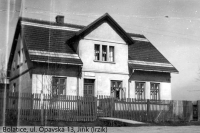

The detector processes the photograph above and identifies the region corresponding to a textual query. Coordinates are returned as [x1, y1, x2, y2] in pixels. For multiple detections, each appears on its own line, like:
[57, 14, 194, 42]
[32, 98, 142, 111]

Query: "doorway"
[111, 80, 122, 99]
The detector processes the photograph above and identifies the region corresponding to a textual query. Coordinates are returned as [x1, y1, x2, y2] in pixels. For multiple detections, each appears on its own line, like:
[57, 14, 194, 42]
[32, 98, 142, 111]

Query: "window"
[111, 81, 123, 99]
[13, 60, 16, 70]
[135, 82, 145, 100]
[17, 51, 20, 67]
[52, 77, 66, 95]
[94, 44, 114, 62]
[11, 83, 16, 92]
[150, 83, 160, 100]
[109, 46, 114, 62]
[21, 48, 24, 64]
[94, 44, 100, 60]
[102, 45, 107, 61]
[84, 79, 95, 97]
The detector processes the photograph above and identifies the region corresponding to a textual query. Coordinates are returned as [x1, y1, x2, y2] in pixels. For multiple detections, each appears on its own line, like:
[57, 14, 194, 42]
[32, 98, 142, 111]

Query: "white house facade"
[7, 13, 178, 101]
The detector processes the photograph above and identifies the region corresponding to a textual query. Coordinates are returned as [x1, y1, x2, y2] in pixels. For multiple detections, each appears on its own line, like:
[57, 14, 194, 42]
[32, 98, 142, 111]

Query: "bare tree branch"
[0, 54, 7, 83]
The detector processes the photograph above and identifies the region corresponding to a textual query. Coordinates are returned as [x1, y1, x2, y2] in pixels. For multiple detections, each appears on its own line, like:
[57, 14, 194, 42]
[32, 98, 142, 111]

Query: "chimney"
[56, 15, 64, 24]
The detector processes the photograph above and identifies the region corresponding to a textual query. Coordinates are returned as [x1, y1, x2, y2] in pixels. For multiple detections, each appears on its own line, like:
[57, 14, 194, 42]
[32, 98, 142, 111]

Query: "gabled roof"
[8, 13, 178, 74]
[7, 17, 83, 73]
[128, 34, 178, 73]
[67, 13, 134, 45]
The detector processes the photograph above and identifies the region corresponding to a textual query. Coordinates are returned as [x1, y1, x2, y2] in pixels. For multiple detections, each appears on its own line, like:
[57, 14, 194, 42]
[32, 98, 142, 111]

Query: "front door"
[84, 79, 95, 97]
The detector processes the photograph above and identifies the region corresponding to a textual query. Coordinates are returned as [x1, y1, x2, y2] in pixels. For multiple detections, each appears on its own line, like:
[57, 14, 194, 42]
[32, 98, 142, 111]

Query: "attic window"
[102, 45, 107, 61]
[13, 60, 16, 70]
[21, 48, 24, 64]
[17, 51, 20, 67]
[94, 44, 115, 63]
[94, 44, 100, 60]
[109, 46, 114, 62]
[11, 83, 16, 92]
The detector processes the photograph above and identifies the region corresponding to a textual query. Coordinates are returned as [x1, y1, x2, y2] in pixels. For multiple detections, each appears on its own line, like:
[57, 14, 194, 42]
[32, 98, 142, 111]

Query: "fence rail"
[0, 92, 198, 123]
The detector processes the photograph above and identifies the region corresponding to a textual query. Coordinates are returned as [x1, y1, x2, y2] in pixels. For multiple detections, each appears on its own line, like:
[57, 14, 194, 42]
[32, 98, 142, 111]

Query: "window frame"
[52, 77, 66, 95]
[94, 44, 115, 63]
[135, 82, 145, 100]
[94, 44, 100, 61]
[111, 80, 123, 99]
[150, 82, 160, 101]
[84, 79, 95, 97]
[21, 48, 24, 65]
[17, 51, 20, 68]
[13, 60, 16, 71]
[109, 46, 114, 62]
[102, 45, 107, 61]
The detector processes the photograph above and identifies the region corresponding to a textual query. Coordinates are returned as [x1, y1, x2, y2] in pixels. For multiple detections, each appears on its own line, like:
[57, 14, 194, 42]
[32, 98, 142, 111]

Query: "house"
[7, 13, 178, 101]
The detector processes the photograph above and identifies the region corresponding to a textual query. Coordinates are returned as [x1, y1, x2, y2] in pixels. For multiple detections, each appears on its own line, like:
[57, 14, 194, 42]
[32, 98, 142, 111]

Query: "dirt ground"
[1, 126, 200, 133]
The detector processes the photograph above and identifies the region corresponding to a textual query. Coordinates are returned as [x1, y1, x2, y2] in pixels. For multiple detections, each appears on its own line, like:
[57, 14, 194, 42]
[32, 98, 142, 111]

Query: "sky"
[0, 0, 200, 100]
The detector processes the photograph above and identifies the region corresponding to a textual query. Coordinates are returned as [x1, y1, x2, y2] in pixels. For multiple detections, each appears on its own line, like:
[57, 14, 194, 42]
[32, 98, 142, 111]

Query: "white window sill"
[94, 60, 115, 64]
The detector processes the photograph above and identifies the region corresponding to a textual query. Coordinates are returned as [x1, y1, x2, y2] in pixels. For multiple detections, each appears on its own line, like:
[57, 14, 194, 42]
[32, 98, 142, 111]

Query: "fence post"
[4, 91, 9, 125]
[94, 96, 97, 120]
[198, 100, 200, 121]
[110, 97, 114, 117]
[147, 99, 150, 122]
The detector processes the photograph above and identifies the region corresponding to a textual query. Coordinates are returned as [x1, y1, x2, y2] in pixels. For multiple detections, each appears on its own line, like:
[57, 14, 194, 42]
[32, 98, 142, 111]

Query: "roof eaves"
[31, 60, 83, 66]
[7, 18, 21, 76]
[132, 68, 179, 74]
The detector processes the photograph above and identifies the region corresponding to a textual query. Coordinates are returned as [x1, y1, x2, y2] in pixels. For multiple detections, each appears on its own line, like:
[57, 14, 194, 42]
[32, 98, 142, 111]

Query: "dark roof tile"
[19, 17, 178, 72]
[21, 19, 83, 65]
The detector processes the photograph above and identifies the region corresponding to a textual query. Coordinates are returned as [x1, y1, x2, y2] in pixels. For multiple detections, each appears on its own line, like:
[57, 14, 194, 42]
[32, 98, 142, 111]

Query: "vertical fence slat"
[4, 92, 199, 124]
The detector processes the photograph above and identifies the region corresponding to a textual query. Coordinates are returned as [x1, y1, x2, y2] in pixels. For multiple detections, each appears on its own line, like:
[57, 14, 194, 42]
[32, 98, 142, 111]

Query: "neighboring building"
[7, 13, 178, 100]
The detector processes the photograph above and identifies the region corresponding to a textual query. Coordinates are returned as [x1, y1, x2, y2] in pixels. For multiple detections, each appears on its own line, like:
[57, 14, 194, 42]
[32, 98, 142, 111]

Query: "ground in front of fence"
[4, 117, 200, 127]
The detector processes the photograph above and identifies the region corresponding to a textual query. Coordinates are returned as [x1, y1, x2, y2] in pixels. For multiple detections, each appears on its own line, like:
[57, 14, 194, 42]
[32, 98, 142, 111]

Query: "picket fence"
[0, 92, 198, 123]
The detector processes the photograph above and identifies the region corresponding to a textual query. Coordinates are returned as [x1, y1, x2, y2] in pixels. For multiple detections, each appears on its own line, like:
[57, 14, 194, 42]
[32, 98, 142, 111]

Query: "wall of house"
[78, 72, 129, 97]
[9, 34, 31, 93]
[129, 70, 172, 100]
[77, 22, 129, 97]
[79, 22, 129, 74]
[32, 64, 79, 95]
